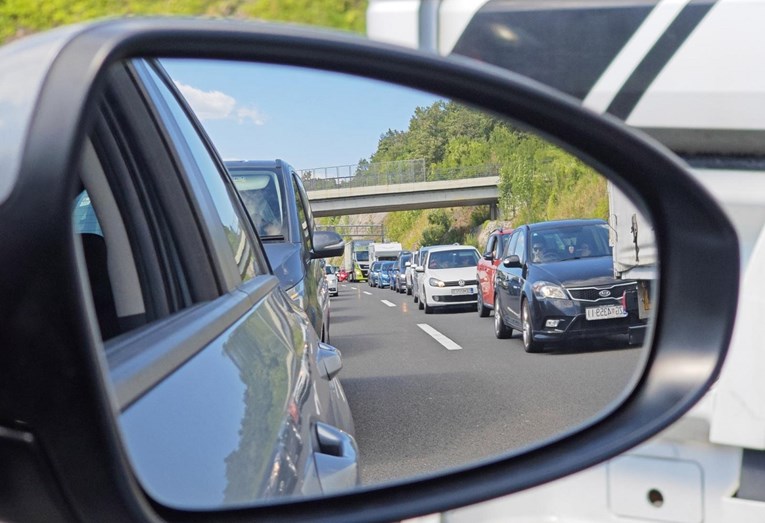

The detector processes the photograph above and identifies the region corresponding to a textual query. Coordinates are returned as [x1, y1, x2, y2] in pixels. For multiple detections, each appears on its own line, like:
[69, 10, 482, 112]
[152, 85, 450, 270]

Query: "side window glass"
[73, 191, 103, 236]
[505, 232, 518, 259]
[145, 65, 258, 282]
[495, 235, 508, 259]
[513, 231, 527, 263]
[485, 235, 495, 257]
[291, 173, 313, 252]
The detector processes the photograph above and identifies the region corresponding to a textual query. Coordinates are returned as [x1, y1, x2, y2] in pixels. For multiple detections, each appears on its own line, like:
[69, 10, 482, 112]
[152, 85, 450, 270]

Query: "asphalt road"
[329, 281, 646, 487]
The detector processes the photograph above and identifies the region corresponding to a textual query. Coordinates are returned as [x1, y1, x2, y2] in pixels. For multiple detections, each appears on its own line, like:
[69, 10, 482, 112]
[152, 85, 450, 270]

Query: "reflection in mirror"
[112, 58, 657, 509]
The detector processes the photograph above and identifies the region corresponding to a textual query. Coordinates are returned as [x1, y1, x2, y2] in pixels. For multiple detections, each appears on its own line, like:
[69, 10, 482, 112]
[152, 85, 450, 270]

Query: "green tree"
[1, 0, 367, 44]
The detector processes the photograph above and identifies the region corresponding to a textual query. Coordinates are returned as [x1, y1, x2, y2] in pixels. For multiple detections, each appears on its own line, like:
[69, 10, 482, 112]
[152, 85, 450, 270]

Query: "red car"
[337, 267, 349, 282]
[477, 228, 514, 317]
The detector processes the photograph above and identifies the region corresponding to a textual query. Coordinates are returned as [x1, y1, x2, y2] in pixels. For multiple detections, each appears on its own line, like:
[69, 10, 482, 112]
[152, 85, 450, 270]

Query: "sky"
[161, 59, 443, 175]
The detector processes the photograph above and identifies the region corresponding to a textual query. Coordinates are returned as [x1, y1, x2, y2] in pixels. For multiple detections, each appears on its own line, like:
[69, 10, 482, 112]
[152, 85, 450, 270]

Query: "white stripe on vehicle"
[583, 0, 691, 113]
[417, 323, 462, 351]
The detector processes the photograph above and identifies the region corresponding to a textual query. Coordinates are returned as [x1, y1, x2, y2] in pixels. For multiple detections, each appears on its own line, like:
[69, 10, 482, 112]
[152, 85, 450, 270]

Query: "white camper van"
[368, 1, 765, 520]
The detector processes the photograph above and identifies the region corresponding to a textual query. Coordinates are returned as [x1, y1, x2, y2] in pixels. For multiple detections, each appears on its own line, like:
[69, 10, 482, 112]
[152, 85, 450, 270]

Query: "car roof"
[224, 159, 284, 170]
[525, 218, 607, 231]
[425, 244, 479, 253]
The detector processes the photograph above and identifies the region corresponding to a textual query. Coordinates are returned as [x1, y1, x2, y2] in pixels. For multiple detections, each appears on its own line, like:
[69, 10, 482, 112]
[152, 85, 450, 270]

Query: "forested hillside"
[339, 100, 608, 250]
[0, 0, 366, 43]
[3, 0, 606, 251]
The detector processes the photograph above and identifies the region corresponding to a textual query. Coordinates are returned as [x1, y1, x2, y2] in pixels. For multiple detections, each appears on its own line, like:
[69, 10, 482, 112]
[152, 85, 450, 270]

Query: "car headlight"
[531, 281, 569, 300]
[286, 279, 307, 310]
[429, 277, 445, 288]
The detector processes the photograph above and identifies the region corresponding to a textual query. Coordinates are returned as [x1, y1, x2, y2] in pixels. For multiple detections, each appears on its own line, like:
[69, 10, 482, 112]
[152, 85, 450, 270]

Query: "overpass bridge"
[302, 160, 500, 218]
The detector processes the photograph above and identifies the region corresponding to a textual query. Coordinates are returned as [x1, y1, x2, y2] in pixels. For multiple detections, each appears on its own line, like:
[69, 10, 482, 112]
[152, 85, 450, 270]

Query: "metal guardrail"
[315, 224, 385, 241]
[300, 160, 499, 192]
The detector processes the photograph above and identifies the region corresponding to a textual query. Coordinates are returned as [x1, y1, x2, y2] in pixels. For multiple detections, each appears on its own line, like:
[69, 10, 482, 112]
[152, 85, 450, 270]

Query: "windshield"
[356, 250, 369, 262]
[428, 249, 480, 269]
[529, 223, 611, 263]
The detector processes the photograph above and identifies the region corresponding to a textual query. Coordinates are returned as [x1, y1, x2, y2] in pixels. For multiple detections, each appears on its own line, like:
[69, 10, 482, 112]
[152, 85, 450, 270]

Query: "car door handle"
[317, 342, 343, 380]
[314, 421, 359, 493]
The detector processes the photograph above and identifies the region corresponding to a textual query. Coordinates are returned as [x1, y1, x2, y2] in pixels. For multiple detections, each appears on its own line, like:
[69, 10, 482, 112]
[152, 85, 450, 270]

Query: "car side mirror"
[483, 252, 494, 261]
[502, 255, 522, 268]
[11, 18, 738, 523]
[405, 261, 411, 267]
[311, 230, 344, 258]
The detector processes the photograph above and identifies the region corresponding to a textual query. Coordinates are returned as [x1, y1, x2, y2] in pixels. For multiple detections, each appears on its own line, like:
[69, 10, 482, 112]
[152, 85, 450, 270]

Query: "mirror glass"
[109, 58, 657, 509]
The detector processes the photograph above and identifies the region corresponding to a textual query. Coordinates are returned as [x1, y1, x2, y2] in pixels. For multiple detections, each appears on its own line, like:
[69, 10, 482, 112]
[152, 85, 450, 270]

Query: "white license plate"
[586, 305, 627, 321]
[451, 288, 474, 295]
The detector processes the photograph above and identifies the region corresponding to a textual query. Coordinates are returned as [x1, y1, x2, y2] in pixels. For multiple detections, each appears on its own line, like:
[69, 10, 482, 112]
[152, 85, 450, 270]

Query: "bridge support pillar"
[490, 202, 498, 220]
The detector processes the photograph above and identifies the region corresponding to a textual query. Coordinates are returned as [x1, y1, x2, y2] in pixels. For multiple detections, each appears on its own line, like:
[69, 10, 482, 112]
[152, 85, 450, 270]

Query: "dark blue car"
[493, 219, 646, 352]
[368, 261, 383, 287]
[378, 261, 395, 288]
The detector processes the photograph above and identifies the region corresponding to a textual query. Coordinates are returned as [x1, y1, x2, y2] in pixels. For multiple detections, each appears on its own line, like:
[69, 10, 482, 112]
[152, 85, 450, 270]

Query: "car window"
[290, 171, 313, 252]
[73, 191, 104, 236]
[144, 63, 260, 283]
[505, 232, 518, 259]
[484, 235, 496, 257]
[230, 169, 287, 238]
[513, 230, 527, 263]
[494, 234, 508, 259]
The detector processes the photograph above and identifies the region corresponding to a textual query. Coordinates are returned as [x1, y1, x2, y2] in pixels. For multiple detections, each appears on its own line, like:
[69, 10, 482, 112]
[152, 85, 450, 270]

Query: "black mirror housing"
[502, 255, 522, 268]
[311, 230, 345, 258]
[0, 17, 738, 523]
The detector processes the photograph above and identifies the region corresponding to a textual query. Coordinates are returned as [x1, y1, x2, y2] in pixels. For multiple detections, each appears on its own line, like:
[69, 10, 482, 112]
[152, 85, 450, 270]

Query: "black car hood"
[532, 256, 618, 287]
[263, 242, 304, 289]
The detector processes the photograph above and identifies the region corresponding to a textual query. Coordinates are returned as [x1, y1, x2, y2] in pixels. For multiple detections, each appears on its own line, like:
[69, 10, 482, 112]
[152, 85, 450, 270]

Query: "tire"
[414, 288, 419, 303]
[418, 291, 424, 310]
[477, 287, 491, 317]
[522, 299, 543, 353]
[494, 295, 512, 339]
[406, 284, 412, 296]
[423, 291, 433, 314]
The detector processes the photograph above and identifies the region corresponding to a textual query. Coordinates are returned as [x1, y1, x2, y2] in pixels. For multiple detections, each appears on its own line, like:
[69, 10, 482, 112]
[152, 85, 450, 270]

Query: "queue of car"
[348, 219, 647, 353]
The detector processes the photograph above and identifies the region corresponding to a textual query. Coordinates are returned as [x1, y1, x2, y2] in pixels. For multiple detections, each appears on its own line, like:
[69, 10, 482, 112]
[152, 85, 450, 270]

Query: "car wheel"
[423, 291, 433, 314]
[522, 299, 543, 353]
[478, 287, 491, 317]
[494, 295, 512, 339]
[406, 285, 411, 295]
[414, 289, 419, 303]
[418, 290, 424, 310]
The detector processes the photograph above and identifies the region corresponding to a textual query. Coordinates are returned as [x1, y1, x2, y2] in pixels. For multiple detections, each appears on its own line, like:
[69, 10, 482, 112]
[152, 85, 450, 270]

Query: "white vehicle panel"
[629, 0, 765, 130]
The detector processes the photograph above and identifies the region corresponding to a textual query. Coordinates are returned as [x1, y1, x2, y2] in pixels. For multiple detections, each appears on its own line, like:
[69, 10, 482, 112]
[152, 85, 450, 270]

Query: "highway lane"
[330, 281, 646, 487]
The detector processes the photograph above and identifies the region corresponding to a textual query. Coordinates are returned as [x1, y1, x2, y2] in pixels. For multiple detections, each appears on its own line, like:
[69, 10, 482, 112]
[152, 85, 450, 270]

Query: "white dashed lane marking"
[363, 291, 373, 296]
[417, 324, 462, 351]
[381, 300, 396, 307]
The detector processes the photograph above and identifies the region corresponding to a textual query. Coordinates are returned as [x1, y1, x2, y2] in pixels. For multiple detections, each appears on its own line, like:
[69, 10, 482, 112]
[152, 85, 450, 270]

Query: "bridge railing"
[300, 160, 499, 192]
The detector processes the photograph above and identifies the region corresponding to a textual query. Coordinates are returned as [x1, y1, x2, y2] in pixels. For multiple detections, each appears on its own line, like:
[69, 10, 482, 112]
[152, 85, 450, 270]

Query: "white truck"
[369, 1, 765, 521]
[608, 181, 656, 322]
[343, 239, 372, 282]
[368, 241, 403, 263]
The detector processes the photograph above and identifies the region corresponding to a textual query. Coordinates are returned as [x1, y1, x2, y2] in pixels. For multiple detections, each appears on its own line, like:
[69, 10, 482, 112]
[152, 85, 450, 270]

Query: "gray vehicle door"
[76, 59, 355, 509]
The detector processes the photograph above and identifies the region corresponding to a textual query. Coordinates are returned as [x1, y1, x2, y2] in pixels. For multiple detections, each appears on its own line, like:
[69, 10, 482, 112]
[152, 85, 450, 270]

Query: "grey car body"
[0, 32, 357, 511]
[225, 159, 339, 342]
